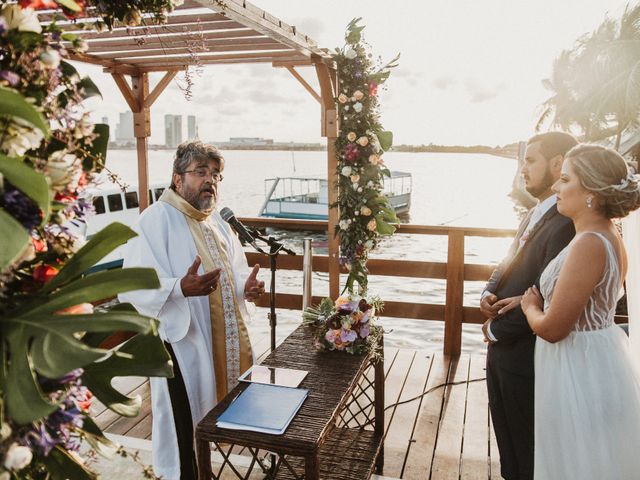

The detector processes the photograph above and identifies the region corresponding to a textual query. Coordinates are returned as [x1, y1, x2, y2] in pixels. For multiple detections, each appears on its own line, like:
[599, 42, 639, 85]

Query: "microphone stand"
[249, 229, 296, 352]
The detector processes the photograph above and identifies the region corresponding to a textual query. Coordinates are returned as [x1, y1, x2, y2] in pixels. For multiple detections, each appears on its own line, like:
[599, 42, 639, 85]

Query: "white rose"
[344, 48, 357, 59]
[367, 219, 377, 232]
[3, 443, 32, 471]
[360, 206, 372, 216]
[0, 422, 11, 441]
[0, 471, 10, 480]
[2, 6, 42, 34]
[339, 219, 350, 230]
[357, 136, 369, 147]
[40, 48, 61, 69]
[341, 166, 352, 177]
[353, 102, 363, 113]
[365, 240, 374, 249]
[346, 131, 357, 142]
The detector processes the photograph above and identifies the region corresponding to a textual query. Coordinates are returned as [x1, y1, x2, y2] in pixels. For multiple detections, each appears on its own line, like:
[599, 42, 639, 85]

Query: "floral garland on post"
[0, 2, 184, 478]
[332, 18, 399, 295]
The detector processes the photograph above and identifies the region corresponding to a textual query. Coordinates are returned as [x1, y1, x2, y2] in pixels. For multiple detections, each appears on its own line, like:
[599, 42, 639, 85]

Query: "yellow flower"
[347, 131, 357, 142]
[360, 206, 372, 216]
[367, 219, 377, 231]
[335, 296, 350, 308]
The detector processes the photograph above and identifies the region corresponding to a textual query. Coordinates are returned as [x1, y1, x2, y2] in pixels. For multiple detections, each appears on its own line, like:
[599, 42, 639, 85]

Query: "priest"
[119, 140, 265, 480]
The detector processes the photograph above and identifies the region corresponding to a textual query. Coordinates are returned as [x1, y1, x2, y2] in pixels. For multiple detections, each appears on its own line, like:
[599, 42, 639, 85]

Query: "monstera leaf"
[0, 86, 49, 137]
[0, 223, 171, 424]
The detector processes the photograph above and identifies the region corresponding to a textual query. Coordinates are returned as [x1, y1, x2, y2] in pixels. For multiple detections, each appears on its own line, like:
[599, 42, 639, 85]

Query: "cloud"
[433, 76, 456, 90]
[464, 79, 501, 103]
[212, 86, 242, 105]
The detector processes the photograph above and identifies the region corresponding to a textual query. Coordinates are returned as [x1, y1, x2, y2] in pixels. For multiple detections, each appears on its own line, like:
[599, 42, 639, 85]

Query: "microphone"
[220, 207, 265, 253]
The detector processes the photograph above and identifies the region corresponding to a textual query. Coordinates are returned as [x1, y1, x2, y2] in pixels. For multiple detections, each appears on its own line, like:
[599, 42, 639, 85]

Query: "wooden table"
[195, 325, 385, 479]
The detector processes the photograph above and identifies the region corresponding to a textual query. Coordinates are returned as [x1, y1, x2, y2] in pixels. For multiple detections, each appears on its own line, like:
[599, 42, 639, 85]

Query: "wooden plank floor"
[92, 340, 498, 479]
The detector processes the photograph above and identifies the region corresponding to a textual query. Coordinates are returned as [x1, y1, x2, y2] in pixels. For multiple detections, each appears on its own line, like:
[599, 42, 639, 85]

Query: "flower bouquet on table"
[303, 295, 383, 359]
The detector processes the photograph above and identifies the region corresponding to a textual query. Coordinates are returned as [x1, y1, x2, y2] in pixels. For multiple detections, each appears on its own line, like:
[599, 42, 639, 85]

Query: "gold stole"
[160, 189, 252, 399]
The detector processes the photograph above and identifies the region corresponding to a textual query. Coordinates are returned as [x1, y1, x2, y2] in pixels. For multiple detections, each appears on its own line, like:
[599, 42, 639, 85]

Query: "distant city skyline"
[81, 1, 629, 146]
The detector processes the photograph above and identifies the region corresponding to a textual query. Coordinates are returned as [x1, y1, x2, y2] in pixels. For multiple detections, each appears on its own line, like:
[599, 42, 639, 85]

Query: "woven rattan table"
[195, 324, 385, 479]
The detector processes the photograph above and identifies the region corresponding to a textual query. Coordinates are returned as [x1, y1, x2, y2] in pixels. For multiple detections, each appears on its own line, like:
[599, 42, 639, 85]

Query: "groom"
[480, 132, 577, 480]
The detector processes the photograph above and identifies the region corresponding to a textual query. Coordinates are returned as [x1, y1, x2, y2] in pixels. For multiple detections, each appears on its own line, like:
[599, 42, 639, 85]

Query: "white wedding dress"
[535, 232, 640, 480]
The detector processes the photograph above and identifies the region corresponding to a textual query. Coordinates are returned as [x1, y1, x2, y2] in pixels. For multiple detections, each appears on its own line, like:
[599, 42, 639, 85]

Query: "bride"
[521, 144, 640, 480]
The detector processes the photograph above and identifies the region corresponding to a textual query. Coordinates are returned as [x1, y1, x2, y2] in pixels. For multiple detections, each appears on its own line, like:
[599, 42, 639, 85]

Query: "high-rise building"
[165, 114, 183, 148]
[115, 111, 134, 143]
[187, 115, 198, 140]
[101, 116, 111, 141]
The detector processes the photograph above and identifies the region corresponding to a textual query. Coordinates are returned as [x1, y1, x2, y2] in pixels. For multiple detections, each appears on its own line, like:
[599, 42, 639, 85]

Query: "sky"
[79, 0, 632, 147]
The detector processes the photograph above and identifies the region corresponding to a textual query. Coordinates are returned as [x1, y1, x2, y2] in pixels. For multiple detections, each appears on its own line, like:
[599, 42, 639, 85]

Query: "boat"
[258, 171, 412, 220]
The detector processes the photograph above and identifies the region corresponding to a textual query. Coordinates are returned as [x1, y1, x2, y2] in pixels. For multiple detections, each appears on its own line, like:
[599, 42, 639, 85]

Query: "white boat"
[258, 171, 412, 220]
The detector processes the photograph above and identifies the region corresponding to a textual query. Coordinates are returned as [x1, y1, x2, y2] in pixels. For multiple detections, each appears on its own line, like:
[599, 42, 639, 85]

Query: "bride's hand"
[521, 286, 543, 316]
[493, 295, 523, 316]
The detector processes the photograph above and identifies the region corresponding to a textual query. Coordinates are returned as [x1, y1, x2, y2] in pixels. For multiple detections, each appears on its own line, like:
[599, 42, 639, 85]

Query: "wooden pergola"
[40, 0, 341, 298]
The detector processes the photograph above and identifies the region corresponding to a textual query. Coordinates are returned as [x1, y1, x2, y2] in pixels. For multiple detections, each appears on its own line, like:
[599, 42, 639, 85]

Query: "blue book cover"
[216, 383, 309, 435]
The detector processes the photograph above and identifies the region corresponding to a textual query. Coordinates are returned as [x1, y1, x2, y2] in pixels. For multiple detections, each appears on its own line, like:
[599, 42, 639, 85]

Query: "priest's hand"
[180, 255, 221, 297]
[244, 264, 265, 302]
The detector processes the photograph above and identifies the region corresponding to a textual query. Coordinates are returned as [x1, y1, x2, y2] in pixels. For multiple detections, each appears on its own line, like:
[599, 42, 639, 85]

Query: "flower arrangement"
[333, 18, 400, 294]
[303, 295, 383, 358]
[0, 2, 177, 478]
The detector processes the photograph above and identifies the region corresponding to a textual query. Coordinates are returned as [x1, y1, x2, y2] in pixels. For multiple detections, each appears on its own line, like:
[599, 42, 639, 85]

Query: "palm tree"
[538, 3, 640, 149]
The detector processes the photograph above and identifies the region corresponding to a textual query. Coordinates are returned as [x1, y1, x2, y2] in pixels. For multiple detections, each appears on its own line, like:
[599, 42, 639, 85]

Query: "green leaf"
[55, 0, 82, 12]
[60, 60, 80, 79]
[375, 217, 396, 236]
[0, 86, 49, 137]
[83, 123, 109, 171]
[24, 267, 159, 315]
[0, 153, 51, 224]
[78, 76, 102, 101]
[377, 131, 393, 152]
[44, 222, 137, 292]
[4, 326, 59, 424]
[43, 445, 98, 480]
[0, 208, 30, 270]
[83, 333, 173, 416]
[80, 417, 119, 457]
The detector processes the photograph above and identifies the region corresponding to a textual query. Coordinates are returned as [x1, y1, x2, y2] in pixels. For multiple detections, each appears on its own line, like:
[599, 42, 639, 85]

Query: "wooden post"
[444, 230, 465, 356]
[315, 62, 339, 299]
[132, 73, 150, 212]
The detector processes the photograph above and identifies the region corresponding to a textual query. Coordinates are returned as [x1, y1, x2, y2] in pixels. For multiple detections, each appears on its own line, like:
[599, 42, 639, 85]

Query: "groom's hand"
[480, 293, 500, 319]
[482, 319, 497, 344]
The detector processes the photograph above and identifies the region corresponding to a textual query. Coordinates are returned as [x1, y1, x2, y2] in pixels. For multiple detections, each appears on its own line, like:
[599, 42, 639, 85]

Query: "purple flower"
[26, 423, 57, 456]
[1, 183, 41, 231]
[359, 325, 370, 338]
[0, 70, 20, 86]
[58, 368, 84, 384]
[340, 328, 357, 343]
[0, 18, 7, 35]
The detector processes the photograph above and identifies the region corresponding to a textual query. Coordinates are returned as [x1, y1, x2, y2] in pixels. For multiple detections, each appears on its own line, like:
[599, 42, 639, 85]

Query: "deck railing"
[240, 217, 628, 356]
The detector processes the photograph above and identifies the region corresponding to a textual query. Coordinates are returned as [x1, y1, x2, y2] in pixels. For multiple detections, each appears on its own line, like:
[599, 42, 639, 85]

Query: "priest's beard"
[181, 183, 216, 213]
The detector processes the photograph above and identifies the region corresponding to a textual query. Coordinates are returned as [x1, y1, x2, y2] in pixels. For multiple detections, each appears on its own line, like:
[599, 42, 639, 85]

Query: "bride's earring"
[586, 196, 593, 209]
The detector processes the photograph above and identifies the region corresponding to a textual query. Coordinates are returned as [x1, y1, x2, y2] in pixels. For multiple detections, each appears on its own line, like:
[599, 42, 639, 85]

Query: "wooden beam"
[133, 55, 309, 72]
[70, 29, 263, 51]
[124, 49, 300, 64]
[190, 0, 328, 59]
[286, 66, 321, 103]
[68, 20, 246, 40]
[132, 74, 151, 212]
[54, 12, 228, 31]
[97, 43, 289, 61]
[444, 231, 465, 356]
[144, 71, 177, 109]
[111, 73, 140, 112]
[81, 35, 284, 54]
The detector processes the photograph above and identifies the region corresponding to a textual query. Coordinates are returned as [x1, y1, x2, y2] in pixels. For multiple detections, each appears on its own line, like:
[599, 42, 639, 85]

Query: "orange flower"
[57, 303, 94, 315]
[334, 296, 350, 308]
[19, 0, 58, 9]
[33, 264, 58, 283]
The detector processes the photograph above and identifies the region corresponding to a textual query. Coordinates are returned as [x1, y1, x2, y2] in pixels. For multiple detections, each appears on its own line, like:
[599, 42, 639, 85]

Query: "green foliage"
[0, 208, 30, 270]
[0, 87, 50, 137]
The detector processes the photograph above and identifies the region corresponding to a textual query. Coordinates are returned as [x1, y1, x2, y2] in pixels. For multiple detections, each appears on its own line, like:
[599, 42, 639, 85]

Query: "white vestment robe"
[118, 200, 252, 480]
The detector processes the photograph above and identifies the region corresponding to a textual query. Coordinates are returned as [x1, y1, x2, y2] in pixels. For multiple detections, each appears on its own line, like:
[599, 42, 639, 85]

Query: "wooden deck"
[92, 335, 500, 479]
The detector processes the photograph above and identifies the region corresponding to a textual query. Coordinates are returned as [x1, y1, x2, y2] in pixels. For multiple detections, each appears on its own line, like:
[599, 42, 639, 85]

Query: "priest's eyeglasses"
[181, 167, 224, 182]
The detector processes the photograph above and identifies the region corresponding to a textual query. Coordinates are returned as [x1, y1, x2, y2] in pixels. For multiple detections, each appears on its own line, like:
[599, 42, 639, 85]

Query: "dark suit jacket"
[486, 205, 575, 377]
